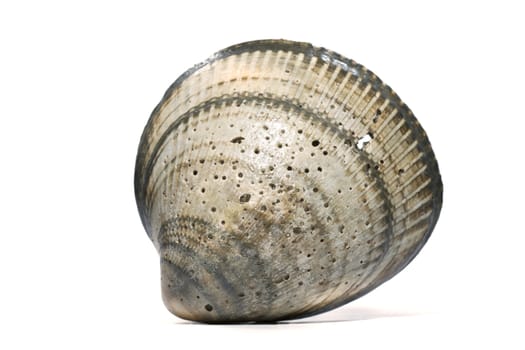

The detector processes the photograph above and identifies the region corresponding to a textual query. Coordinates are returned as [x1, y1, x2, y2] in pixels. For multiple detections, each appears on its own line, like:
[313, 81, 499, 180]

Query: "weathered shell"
[135, 39, 442, 323]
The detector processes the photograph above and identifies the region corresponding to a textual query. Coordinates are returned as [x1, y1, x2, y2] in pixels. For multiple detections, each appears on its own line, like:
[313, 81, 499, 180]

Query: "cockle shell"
[135, 39, 442, 323]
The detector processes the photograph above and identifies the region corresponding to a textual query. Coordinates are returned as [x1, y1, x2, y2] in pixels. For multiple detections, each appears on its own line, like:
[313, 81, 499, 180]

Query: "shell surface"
[135, 39, 442, 323]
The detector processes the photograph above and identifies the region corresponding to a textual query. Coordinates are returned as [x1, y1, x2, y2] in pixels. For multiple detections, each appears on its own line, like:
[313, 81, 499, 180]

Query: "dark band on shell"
[135, 39, 443, 323]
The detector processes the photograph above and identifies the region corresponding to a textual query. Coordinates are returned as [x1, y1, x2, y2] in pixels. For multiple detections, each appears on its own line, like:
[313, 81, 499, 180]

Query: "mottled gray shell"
[135, 39, 442, 323]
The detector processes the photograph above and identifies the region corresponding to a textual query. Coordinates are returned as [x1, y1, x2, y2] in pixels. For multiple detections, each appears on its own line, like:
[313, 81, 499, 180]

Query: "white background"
[1, 1, 524, 349]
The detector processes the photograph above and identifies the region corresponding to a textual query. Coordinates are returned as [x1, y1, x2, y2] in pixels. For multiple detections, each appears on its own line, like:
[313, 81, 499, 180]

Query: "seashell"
[134, 39, 442, 323]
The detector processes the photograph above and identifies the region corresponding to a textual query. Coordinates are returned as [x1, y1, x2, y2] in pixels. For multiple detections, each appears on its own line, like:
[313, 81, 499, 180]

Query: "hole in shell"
[240, 193, 251, 203]
[357, 133, 372, 150]
[230, 136, 245, 144]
